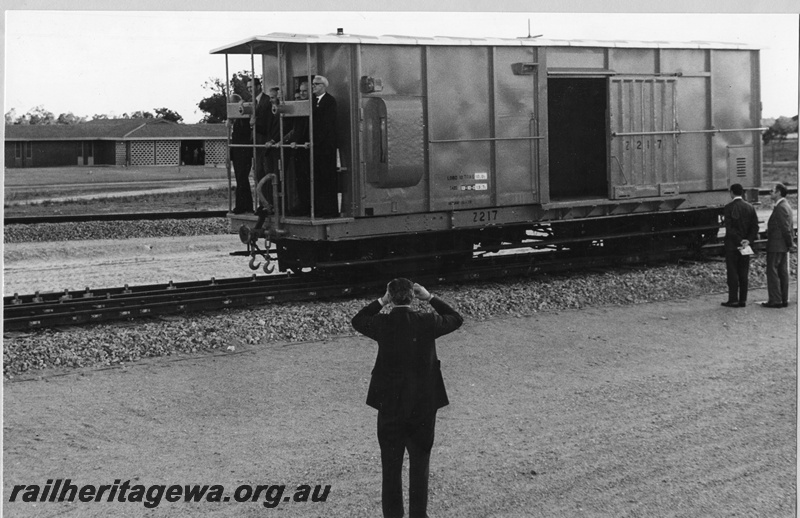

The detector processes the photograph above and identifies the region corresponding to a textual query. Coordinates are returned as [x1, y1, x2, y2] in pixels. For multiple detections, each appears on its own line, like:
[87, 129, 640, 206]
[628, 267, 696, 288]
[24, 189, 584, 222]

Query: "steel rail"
[3, 273, 380, 331]
[758, 187, 798, 196]
[4, 220, 795, 332]
[3, 241, 731, 332]
[4, 211, 228, 225]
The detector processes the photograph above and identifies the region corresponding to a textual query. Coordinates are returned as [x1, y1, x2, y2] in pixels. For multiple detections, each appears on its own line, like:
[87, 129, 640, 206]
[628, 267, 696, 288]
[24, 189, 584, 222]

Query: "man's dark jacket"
[253, 94, 280, 144]
[723, 197, 759, 252]
[230, 118, 251, 160]
[351, 298, 463, 419]
[312, 93, 338, 156]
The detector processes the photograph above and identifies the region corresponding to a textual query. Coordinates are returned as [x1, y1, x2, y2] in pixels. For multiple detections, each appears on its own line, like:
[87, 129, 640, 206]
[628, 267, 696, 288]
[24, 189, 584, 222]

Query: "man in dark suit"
[264, 86, 282, 210]
[763, 182, 795, 308]
[284, 81, 311, 216]
[227, 93, 252, 214]
[248, 78, 279, 214]
[352, 279, 463, 518]
[722, 183, 760, 307]
[311, 75, 339, 218]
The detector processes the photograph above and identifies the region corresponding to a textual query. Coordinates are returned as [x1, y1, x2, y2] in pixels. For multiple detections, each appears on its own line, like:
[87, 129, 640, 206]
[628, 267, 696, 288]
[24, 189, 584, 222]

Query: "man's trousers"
[725, 251, 751, 303]
[231, 153, 252, 212]
[377, 410, 437, 518]
[766, 251, 790, 304]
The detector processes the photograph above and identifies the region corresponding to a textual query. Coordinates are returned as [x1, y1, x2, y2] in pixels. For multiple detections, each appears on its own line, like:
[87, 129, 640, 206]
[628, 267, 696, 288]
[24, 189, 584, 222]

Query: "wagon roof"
[210, 32, 757, 54]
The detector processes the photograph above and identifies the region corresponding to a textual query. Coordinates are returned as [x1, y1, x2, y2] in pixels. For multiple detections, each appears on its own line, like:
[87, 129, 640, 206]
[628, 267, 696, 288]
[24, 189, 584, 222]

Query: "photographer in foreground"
[351, 279, 463, 518]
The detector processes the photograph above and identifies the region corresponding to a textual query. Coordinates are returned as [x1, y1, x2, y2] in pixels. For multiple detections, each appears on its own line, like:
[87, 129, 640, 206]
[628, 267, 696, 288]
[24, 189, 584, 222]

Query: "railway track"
[3, 242, 727, 332]
[4, 204, 793, 331]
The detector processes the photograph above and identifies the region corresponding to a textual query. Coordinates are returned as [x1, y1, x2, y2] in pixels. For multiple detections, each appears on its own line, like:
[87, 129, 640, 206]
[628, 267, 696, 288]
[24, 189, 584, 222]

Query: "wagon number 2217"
[473, 210, 498, 223]
[624, 140, 663, 150]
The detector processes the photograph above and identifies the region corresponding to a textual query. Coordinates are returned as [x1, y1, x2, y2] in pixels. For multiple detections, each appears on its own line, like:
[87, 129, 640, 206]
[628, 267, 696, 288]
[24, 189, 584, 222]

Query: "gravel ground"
[4, 247, 796, 379]
[3, 220, 796, 517]
[4, 165, 796, 517]
[3, 286, 795, 517]
[3, 219, 229, 243]
[3, 219, 797, 379]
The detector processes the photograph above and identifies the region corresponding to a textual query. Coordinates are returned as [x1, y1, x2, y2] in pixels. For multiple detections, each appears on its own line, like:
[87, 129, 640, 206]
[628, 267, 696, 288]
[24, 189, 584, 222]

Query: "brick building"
[4, 118, 227, 168]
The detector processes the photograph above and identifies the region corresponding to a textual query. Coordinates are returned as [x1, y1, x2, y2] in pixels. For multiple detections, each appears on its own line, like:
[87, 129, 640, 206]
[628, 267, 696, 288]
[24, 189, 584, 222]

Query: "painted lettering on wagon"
[445, 172, 490, 192]
[445, 172, 489, 181]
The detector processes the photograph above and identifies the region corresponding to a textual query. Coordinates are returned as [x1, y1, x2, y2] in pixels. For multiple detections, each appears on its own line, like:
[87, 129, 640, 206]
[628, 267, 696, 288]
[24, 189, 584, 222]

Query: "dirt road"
[3, 287, 796, 517]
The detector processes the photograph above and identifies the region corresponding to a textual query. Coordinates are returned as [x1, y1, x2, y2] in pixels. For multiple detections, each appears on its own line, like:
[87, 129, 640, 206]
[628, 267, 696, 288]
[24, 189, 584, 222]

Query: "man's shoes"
[761, 302, 784, 308]
[738, 302, 746, 308]
[720, 301, 741, 308]
[232, 207, 248, 214]
[781, 302, 789, 308]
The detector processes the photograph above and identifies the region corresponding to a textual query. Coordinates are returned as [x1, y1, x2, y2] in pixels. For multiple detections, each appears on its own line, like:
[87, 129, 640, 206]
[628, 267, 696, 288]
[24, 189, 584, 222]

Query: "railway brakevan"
[211, 31, 763, 273]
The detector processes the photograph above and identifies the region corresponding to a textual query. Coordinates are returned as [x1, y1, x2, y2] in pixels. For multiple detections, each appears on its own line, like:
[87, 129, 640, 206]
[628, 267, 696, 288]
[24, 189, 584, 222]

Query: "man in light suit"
[721, 183, 760, 308]
[311, 75, 339, 218]
[352, 279, 463, 518]
[762, 182, 795, 308]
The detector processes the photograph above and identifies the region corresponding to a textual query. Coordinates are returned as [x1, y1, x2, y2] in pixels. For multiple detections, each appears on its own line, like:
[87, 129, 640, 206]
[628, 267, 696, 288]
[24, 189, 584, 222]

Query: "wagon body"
[212, 33, 761, 269]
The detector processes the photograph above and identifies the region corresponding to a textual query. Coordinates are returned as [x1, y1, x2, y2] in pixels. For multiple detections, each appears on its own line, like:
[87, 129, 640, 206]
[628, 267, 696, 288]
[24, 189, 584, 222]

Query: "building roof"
[124, 122, 227, 140]
[210, 31, 758, 55]
[5, 119, 226, 141]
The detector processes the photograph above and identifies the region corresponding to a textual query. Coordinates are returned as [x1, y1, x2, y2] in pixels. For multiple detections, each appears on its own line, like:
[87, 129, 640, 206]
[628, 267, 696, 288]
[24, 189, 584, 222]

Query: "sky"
[2, 3, 799, 124]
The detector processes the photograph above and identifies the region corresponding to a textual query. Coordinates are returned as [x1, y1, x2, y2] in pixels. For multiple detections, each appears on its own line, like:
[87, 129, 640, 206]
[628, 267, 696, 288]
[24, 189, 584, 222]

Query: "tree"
[124, 110, 155, 119]
[154, 107, 183, 123]
[197, 70, 252, 123]
[56, 112, 87, 125]
[6, 107, 181, 124]
[30, 105, 56, 125]
[5, 107, 87, 125]
[12, 105, 57, 125]
[763, 115, 799, 144]
[774, 116, 798, 137]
